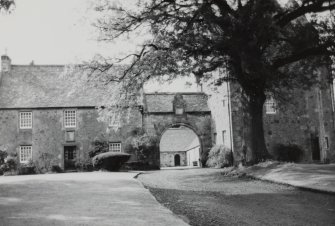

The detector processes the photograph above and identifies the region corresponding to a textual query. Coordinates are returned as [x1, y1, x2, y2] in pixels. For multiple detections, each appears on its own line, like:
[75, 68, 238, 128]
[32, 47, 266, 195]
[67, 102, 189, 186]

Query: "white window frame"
[19, 146, 32, 163]
[109, 114, 120, 127]
[64, 110, 76, 128]
[109, 142, 122, 152]
[265, 97, 277, 114]
[19, 112, 32, 129]
[325, 137, 329, 149]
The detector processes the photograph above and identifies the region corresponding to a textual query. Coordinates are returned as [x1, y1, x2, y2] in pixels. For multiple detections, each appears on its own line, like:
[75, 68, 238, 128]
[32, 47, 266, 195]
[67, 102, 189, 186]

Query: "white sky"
[0, 0, 327, 66]
[0, 0, 141, 65]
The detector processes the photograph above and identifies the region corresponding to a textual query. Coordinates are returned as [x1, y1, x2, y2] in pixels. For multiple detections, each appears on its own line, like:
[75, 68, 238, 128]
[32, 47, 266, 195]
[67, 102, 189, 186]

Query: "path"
[0, 172, 188, 226]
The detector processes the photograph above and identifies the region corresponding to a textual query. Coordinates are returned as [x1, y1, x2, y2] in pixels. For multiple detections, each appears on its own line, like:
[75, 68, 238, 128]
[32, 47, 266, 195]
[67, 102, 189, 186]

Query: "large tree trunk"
[248, 92, 271, 163]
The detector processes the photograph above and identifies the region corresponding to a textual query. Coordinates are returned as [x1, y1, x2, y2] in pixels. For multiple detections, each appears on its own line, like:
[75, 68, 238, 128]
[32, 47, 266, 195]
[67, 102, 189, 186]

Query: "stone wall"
[160, 151, 187, 167]
[0, 107, 142, 169]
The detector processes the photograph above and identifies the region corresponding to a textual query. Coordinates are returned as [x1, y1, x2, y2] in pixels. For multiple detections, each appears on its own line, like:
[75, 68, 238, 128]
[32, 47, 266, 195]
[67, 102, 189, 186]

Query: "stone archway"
[142, 92, 212, 168]
[159, 124, 201, 167]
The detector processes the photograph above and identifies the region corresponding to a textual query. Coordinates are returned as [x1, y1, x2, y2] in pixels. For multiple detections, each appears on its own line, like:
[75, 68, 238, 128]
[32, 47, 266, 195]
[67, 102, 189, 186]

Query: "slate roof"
[144, 92, 209, 113]
[0, 65, 116, 108]
[160, 127, 199, 152]
[0, 64, 210, 111]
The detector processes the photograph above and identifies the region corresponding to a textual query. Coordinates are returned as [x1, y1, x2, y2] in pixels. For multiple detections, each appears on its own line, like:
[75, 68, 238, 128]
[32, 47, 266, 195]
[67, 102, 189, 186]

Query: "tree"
[0, 0, 14, 12]
[91, 0, 335, 163]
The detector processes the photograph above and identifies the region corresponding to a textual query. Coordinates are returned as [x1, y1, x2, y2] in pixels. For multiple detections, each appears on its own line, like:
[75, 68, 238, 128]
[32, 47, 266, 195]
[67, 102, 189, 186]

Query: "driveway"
[0, 172, 188, 226]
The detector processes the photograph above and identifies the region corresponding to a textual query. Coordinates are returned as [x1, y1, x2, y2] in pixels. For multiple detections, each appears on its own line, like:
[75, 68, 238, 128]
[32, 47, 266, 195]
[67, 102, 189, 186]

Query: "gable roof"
[0, 65, 116, 108]
[0, 64, 211, 111]
[144, 92, 209, 113]
[159, 127, 199, 152]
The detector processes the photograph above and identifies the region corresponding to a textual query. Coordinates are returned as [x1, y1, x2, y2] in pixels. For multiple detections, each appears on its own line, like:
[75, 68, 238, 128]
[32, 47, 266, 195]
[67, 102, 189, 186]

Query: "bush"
[18, 165, 36, 175]
[1, 155, 19, 175]
[206, 145, 233, 168]
[124, 128, 158, 168]
[75, 158, 93, 172]
[273, 144, 303, 162]
[0, 150, 8, 175]
[50, 165, 63, 173]
[92, 152, 130, 171]
[89, 140, 109, 158]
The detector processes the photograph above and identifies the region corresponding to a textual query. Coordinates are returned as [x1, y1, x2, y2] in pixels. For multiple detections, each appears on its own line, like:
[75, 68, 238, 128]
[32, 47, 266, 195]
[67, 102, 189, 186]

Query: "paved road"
[138, 168, 335, 226]
[0, 172, 188, 226]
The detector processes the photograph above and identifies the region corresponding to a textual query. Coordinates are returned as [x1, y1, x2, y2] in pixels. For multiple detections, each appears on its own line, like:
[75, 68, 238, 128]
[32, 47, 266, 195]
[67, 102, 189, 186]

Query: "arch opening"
[159, 125, 201, 167]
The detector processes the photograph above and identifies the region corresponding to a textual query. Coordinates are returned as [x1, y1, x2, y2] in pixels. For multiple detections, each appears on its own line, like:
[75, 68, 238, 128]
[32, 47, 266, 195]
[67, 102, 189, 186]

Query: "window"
[109, 114, 120, 127]
[222, 130, 226, 145]
[19, 146, 32, 163]
[213, 133, 217, 145]
[64, 110, 76, 128]
[265, 97, 277, 114]
[19, 112, 32, 129]
[325, 137, 329, 149]
[222, 100, 226, 107]
[109, 142, 121, 152]
[175, 107, 184, 115]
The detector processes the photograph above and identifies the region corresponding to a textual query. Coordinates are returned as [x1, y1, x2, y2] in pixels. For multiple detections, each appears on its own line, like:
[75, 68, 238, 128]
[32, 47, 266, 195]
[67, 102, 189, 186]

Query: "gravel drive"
[138, 168, 335, 226]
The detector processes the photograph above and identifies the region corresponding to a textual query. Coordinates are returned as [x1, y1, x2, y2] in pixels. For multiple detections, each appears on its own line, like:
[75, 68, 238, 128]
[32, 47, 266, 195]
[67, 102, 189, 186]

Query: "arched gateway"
[142, 93, 212, 168]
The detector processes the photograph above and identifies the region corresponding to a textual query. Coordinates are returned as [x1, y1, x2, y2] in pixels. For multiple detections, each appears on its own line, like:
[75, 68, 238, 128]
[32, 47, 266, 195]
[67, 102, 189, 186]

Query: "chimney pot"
[1, 55, 11, 72]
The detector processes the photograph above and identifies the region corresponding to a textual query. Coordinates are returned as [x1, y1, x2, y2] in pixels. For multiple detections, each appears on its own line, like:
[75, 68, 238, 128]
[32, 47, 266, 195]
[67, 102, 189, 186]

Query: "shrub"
[89, 140, 109, 158]
[38, 153, 56, 173]
[273, 144, 303, 162]
[50, 165, 63, 173]
[75, 158, 93, 172]
[0, 150, 8, 175]
[1, 155, 19, 175]
[17, 164, 37, 175]
[206, 145, 233, 168]
[124, 127, 158, 169]
[0, 150, 7, 165]
[92, 152, 130, 171]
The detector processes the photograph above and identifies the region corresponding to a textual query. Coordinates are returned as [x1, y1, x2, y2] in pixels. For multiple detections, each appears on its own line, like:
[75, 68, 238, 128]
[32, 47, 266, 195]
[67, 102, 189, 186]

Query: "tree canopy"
[91, 0, 335, 163]
[0, 0, 14, 12]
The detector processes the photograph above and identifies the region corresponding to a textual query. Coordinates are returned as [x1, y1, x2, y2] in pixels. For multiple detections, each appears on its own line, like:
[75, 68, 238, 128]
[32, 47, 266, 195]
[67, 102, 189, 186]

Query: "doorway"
[174, 154, 181, 166]
[64, 146, 76, 170]
[311, 135, 320, 161]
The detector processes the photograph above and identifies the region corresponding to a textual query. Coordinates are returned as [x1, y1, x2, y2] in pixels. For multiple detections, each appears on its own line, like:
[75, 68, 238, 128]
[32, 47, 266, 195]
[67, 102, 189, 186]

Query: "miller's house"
[0, 55, 334, 170]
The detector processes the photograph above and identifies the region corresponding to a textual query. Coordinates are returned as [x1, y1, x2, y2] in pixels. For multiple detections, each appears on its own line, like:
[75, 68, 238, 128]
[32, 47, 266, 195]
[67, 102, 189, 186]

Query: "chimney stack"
[1, 55, 11, 72]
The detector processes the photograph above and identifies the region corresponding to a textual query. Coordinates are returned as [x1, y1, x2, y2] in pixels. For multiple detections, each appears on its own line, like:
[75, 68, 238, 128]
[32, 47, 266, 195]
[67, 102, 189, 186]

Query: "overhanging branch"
[272, 45, 334, 68]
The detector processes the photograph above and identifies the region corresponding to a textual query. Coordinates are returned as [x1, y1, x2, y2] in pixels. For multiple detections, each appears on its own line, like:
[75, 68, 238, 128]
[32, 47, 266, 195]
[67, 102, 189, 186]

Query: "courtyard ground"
[0, 172, 188, 226]
[138, 168, 335, 226]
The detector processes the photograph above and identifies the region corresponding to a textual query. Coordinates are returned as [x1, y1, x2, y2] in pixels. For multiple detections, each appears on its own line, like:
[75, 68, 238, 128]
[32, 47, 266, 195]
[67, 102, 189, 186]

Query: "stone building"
[0, 55, 212, 170]
[0, 54, 334, 171]
[159, 126, 200, 167]
[145, 67, 335, 164]
[229, 65, 335, 163]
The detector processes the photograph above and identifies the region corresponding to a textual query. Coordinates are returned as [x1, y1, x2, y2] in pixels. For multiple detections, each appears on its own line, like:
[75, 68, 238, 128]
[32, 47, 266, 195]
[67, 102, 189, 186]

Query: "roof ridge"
[12, 64, 66, 67]
[145, 92, 206, 95]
